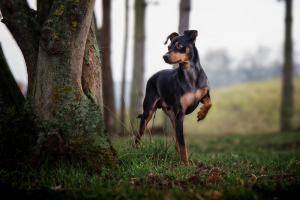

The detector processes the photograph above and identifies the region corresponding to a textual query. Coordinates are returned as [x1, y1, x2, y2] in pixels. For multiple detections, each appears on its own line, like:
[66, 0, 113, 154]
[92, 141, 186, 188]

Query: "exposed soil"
[262, 141, 300, 151]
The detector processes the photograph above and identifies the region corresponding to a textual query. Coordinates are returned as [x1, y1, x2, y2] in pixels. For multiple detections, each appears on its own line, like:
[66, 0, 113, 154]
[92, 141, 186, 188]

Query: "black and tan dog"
[134, 30, 212, 165]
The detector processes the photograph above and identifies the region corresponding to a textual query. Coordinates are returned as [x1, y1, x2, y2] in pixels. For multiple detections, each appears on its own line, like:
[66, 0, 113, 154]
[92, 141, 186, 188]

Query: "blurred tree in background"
[120, 0, 129, 134]
[280, 0, 294, 132]
[97, 0, 116, 135]
[178, 0, 191, 35]
[130, 0, 146, 131]
[173, 0, 191, 70]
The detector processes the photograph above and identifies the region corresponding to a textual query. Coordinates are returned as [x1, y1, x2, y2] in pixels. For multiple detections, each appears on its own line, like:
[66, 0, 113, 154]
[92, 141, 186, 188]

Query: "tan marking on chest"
[180, 88, 208, 112]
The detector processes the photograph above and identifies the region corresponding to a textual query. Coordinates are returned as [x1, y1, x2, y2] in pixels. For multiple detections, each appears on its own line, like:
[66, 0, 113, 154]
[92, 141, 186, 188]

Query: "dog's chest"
[180, 87, 208, 114]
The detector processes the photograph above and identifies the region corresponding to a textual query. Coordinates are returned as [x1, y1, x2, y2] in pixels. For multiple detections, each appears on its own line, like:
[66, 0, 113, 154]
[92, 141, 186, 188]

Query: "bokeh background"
[1, 0, 299, 136]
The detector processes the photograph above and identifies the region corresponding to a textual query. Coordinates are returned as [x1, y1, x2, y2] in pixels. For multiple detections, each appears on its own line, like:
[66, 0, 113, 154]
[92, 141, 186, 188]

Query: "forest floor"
[1, 132, 300, 199]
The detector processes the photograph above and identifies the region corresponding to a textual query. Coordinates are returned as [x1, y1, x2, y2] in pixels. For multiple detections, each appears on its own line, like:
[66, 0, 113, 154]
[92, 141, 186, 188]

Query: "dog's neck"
[178, 46, 202, 89]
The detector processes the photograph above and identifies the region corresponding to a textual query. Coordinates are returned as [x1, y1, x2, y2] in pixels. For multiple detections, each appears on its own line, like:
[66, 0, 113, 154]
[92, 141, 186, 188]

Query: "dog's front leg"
[175, 116, 190, 166]
[197, 96, 212, 121]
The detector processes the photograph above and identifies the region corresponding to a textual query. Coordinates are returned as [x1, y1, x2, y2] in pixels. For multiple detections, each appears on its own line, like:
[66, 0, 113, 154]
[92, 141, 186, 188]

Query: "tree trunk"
[120, 0, 129, 134]
[280, 0, 294, 132]
[178, 0, 191, 35]
[0, 0, 117, 172]
[173, 0, 190, 69]
[130, 0, 146, 130]
[98, 0, 115, 135]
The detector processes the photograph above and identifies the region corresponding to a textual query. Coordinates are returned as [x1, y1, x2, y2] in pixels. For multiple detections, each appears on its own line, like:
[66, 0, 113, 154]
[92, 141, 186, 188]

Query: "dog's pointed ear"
[164, 32, 179, 45]
[183, 30, 198, 41]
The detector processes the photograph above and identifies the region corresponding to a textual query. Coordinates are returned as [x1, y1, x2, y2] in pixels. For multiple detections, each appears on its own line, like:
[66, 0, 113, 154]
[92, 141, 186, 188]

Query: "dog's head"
[163, 30, 198, 68]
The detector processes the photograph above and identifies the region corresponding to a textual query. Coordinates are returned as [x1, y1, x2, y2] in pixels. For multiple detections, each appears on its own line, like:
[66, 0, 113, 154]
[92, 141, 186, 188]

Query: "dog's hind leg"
[134, 96, 159, 145]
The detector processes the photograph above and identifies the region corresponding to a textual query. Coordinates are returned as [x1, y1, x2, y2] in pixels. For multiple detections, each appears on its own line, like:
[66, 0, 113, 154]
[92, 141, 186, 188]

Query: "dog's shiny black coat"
[137, 30, 210, 148]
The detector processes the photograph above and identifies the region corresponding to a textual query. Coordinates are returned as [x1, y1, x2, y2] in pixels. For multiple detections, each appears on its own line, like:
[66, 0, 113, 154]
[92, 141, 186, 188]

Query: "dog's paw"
[197, 110, 205, 121]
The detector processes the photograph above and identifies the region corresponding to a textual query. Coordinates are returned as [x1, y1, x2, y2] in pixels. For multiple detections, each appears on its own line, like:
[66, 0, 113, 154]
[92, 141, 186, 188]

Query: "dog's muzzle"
[163, 53, 170, 62]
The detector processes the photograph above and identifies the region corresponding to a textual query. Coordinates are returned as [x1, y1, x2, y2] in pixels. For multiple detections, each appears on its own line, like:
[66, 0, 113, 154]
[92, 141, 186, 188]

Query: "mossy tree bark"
[97, 0, 115, 135]
[130, 0, 146, 130]
[280, 0, 294, 132]
[0, 0, 118, 172]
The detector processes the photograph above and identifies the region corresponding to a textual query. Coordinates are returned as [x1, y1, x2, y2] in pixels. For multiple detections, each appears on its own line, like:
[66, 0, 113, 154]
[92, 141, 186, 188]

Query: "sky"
[0, 0, 300, 85]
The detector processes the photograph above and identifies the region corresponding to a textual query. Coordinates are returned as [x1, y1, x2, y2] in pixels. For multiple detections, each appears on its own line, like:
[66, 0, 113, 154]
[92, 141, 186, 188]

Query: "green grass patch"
[1, 133, 300, 199]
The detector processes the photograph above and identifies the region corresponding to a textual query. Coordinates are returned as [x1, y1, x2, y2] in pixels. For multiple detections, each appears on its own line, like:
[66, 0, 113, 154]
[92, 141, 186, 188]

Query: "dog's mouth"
[165, 60, 181, 64]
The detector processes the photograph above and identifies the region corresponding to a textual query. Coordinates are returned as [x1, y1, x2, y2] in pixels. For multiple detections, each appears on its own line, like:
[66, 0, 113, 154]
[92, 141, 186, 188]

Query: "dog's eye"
[176, 43, 183, 49]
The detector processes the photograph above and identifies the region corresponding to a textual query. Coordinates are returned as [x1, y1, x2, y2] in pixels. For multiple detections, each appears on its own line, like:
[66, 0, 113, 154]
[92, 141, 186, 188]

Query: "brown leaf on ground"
[206, 174, 220, 183]
[50, 185, 62, 191]
[212, 190, 223, 200]
[164, 195, 172, 200]
[205, 190, 224, 200]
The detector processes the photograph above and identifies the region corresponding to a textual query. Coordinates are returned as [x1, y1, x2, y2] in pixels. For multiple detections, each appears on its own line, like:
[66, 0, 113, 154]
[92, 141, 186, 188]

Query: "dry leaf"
[50, 185, 62, 191]
[206, 175, 220, 183]
[212, 190, 223, 200]
[129, 181, 135, 185]
[164, 195, 172, 200]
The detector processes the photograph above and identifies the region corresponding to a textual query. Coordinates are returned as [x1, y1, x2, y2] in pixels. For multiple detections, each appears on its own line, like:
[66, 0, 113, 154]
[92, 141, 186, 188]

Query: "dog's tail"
[137, 114, 142, 118]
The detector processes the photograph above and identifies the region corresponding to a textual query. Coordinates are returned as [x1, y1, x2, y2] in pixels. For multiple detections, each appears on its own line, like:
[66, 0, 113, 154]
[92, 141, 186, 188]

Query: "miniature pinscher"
[134, 30, 212, 165]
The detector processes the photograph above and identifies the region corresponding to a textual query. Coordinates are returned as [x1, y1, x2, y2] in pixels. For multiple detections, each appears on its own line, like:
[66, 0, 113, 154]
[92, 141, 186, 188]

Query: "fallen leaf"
[129, 180, 135, 185]
[261, 167, 264, 172]
[212, 190, 223, 200]
[252, 174, 257, 179]
[164, 195, 172, 200]
[206, 175, 220, 183]
[50, 185, 62, 191]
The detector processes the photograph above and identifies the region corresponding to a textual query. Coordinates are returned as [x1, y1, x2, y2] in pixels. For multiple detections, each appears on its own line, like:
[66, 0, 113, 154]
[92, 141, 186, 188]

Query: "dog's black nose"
[163, 54, 169, 60]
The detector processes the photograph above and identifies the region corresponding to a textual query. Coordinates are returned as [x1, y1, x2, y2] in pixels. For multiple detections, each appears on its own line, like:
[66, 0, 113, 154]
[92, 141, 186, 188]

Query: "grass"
[1, 132, 300, 199]
[146, 77, 300, 135]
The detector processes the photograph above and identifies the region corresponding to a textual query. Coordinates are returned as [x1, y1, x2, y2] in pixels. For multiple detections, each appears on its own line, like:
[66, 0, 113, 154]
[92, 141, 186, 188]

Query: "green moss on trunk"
[67, 133, 118, 172]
